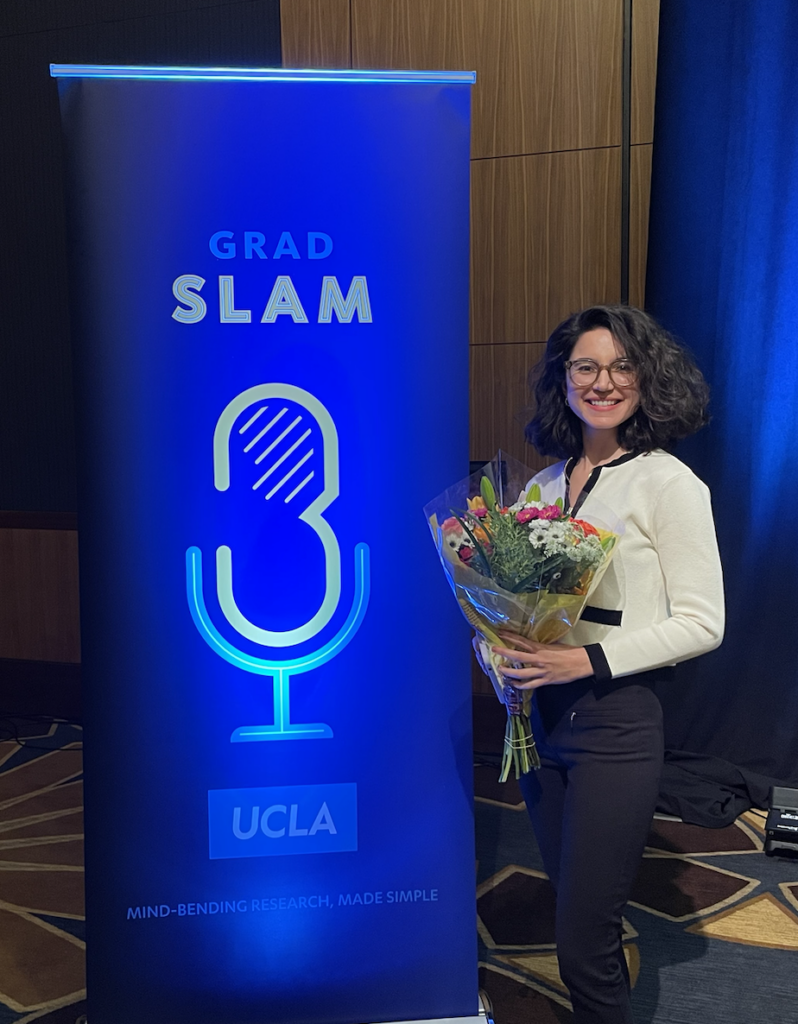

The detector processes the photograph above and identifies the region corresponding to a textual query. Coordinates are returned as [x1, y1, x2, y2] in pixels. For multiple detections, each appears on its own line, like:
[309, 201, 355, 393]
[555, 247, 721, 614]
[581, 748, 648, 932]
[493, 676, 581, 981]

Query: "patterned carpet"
[1, 719, 798, 1024]
[0, 721, 85, 1024]
[475, 766, 798, 1023]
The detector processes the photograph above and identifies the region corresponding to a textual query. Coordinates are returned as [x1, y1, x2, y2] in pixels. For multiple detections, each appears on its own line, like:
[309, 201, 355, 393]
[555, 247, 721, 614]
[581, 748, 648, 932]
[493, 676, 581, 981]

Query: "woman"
[491, 305, 724, 1024]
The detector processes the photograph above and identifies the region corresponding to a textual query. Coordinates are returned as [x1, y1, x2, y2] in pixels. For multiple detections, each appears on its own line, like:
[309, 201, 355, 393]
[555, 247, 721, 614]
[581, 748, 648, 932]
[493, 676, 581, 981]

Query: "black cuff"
[585, 643, 613, 682]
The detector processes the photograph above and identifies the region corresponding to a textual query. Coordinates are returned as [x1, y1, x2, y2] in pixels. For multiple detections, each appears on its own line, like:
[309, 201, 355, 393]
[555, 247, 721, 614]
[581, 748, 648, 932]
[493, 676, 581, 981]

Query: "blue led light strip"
[50, 64, 476, 85]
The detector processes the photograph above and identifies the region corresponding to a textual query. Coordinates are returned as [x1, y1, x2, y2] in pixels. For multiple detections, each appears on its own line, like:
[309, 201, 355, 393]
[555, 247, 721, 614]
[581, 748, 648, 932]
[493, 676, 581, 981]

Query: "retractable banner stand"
[52, 65, 477, 1024]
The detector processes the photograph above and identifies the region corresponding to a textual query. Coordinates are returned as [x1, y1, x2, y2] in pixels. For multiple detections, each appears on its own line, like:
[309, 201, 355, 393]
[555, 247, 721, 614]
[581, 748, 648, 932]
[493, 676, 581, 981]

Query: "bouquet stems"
[458, 600, 542, 781]
[499, 684, 541, 782]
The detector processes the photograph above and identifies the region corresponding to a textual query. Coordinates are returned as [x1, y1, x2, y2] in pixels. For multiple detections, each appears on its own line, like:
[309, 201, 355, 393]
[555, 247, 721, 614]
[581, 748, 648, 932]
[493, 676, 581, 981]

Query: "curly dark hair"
[525, 305, 710, 459]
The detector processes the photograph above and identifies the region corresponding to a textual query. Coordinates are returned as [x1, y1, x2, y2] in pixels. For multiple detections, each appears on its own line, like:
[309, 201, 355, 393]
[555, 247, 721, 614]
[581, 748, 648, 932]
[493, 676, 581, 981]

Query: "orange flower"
[573, 519, 599, 538]
[472, 525, 490, 544]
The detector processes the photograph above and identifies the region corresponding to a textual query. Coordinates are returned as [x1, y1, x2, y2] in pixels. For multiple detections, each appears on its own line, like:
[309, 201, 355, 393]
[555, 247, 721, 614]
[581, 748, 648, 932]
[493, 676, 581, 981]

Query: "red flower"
[574, 519, 599, 537]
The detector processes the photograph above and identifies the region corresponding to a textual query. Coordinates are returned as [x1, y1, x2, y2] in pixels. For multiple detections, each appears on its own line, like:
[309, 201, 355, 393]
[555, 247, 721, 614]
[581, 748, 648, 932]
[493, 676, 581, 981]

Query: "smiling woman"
[565, 337, 641, 437]
[486, 304, 725, 1024]
[526, 305, 709, 464]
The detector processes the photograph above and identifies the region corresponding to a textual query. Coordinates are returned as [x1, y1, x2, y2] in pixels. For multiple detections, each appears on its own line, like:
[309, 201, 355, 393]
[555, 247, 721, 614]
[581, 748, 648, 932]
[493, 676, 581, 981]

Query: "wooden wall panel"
[472, 655, 493, 696]
[470, 342, 555, 467]
[281, 0, 351, 68]
[629, 143, 653, 310]
[279, 0, 660, 699]
[632, 0, 660, 145]
[471, 147, 622, 345]
[351, 0, 622, 159]
[0, 530, 80, 663]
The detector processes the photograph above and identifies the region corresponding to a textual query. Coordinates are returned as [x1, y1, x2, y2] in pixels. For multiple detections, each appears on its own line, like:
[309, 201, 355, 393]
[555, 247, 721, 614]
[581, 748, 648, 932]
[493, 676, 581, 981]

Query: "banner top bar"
[50, 64, 476, 84]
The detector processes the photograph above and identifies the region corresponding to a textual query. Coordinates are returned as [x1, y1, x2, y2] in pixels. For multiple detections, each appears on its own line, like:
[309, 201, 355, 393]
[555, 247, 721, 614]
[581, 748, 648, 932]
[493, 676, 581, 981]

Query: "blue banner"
[54, 65, 476, 1024]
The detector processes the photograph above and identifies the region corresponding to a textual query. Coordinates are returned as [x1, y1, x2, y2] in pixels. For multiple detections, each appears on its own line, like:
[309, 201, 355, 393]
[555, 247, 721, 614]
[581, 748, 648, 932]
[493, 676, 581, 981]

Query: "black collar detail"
[565, 451, 640, 516]
[604, 451, 639, 468]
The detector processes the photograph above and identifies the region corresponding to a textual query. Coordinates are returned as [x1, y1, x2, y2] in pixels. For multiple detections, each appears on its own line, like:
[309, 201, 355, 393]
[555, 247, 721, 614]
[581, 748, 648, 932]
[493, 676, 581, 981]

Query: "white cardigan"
[528, 450, 725, 679]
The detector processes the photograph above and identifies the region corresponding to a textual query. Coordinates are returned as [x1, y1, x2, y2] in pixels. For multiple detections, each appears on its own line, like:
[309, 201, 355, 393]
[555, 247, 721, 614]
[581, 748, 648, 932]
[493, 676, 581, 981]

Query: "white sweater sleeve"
[587, 471, 725, 679]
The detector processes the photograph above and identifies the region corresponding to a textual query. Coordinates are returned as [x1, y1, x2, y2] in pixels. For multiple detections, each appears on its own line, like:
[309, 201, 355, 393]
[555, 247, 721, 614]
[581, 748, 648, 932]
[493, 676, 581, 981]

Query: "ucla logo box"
[208, 783, 357, 859]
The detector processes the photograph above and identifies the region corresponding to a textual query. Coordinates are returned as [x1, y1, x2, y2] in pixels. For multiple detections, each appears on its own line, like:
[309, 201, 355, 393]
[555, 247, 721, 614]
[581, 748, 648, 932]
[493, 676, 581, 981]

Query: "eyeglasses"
[564, 359, 638, 388]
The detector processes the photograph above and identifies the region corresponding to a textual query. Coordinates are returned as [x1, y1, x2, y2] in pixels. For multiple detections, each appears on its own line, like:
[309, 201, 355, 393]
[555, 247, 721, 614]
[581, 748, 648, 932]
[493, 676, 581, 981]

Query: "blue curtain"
[646, 0, 798, 784]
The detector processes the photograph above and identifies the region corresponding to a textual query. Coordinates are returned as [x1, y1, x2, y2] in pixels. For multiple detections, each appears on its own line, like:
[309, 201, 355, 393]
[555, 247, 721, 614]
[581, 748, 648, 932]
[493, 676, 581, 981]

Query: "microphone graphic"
[186, 383, 370, 742]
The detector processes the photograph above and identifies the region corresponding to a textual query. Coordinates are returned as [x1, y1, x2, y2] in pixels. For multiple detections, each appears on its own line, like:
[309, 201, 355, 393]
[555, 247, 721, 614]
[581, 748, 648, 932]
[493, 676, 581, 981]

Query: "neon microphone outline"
[186, 383, 370, 742]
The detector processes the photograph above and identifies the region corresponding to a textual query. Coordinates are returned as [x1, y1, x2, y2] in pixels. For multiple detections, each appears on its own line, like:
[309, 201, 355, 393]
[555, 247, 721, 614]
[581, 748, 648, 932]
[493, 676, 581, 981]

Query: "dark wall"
[0, 0, 281, 512]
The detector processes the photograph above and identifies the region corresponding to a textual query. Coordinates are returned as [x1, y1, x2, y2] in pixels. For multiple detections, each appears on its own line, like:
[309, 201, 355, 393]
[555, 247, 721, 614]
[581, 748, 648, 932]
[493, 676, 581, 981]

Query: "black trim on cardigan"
[585, 643, 613, 681]
[581, 606, 623, 627]
[565, 451, 639, 516]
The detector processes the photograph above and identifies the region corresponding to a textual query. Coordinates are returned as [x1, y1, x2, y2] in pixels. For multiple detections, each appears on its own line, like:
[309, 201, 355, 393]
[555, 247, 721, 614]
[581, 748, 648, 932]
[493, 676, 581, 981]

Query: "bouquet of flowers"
[424, 452, 622, 781]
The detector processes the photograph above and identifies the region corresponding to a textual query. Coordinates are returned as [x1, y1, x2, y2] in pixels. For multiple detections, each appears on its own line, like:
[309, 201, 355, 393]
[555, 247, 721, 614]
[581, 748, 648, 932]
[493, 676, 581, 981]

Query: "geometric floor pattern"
[0, 721, 85, 1024]
[475, 766, 798, 1023]
[2, 726, 798, 1024]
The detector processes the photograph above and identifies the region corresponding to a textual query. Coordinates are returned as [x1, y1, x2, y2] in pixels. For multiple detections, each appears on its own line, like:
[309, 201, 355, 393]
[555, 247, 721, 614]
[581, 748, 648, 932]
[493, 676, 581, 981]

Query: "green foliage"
[454, 473, 603, 596]
[454, 498, 602, 595]
[474, 508, 585, 594]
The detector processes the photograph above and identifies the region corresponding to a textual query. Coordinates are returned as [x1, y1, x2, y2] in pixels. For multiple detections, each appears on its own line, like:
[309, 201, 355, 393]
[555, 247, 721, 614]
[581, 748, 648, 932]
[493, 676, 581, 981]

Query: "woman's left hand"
[491, 630, 593, 689]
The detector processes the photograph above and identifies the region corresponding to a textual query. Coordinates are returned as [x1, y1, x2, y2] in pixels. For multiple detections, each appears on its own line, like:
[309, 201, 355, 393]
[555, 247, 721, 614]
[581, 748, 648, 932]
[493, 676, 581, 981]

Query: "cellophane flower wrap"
[424, 452, 623, 782]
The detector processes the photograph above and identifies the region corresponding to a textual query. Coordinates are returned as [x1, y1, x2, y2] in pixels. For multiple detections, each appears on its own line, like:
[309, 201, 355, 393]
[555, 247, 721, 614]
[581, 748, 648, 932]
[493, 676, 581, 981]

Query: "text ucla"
[208, 782, 357, 859]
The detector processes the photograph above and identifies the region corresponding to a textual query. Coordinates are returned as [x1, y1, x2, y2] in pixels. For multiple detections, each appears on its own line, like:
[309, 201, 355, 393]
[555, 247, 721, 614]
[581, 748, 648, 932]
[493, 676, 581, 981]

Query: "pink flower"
[540, 505, 562, 520]
[442, 516, 461, 532]
[516, 508, 540, 523]
[470, 507, 488, 519]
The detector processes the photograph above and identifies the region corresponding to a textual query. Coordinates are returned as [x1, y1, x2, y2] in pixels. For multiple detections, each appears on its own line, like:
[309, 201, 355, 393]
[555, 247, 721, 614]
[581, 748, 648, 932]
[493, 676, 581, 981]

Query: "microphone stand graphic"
[186, 384, 370, 743]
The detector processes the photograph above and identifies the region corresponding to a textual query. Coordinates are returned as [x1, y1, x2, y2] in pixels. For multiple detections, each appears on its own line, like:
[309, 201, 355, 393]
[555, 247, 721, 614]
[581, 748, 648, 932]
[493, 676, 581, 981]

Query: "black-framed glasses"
[564, 358, 638, 388]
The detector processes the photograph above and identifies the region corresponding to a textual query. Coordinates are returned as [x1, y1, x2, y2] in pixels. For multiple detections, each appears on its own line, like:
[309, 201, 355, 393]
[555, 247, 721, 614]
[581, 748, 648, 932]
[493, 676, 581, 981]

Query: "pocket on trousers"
[569, 684, 662, 720]
[565, 687, 663, 758]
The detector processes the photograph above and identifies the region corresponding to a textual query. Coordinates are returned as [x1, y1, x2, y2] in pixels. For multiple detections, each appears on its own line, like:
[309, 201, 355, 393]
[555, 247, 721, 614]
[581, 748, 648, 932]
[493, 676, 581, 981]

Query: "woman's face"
[564, 328, 641, 437]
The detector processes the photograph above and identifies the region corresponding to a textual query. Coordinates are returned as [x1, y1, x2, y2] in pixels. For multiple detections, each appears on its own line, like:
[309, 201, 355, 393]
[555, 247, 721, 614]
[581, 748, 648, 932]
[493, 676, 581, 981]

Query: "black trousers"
[518, 675, 665, 1024]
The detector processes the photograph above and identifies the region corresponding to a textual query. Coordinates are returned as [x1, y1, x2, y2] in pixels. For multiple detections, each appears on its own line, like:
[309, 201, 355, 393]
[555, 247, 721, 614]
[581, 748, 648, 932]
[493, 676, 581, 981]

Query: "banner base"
[374, 1019, 484, 1024]
[375, 1012, 490, 1024]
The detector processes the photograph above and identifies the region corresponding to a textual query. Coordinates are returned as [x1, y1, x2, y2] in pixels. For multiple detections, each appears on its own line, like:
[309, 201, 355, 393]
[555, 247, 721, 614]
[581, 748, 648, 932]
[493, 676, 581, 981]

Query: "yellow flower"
[467, 495, 488, 511]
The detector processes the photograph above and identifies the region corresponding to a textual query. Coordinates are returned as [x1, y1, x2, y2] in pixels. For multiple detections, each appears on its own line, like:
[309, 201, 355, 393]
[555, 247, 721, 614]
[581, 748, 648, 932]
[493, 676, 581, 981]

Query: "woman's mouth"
[586, 399, 622, 407]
